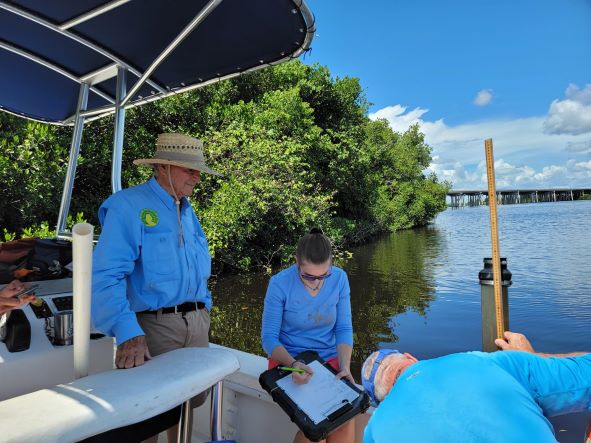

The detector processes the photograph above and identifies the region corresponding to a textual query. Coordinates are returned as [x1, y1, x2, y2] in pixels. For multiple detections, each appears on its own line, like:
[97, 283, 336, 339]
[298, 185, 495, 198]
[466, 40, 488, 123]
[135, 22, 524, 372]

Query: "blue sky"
[304, 0, 591, 189]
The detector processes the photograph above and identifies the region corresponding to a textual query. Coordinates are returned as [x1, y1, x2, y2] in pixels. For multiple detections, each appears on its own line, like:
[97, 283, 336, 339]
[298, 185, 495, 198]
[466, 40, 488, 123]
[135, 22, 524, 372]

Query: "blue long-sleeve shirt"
[261, 265, 353, 361]
[91, 177, 212, 345]
[364, 351, 591, 443]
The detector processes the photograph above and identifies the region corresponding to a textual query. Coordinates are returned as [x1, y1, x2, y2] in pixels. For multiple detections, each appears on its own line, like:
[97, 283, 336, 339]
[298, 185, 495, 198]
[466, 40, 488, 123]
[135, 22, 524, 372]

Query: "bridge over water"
[447, 188, 591, 207]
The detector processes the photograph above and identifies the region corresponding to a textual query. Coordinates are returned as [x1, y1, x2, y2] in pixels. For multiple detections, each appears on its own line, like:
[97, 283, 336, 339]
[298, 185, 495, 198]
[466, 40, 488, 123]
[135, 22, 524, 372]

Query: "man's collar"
[148, 176, 188, 210]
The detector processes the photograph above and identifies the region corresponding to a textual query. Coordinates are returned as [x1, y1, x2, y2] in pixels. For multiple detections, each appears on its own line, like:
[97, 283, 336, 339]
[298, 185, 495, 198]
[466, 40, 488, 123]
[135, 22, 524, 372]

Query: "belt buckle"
[173, 305, 181, 314]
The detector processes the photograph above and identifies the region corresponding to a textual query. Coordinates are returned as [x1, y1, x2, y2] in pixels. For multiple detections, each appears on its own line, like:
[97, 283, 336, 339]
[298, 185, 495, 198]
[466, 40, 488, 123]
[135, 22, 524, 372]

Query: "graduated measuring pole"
[479, 139, 511, 352]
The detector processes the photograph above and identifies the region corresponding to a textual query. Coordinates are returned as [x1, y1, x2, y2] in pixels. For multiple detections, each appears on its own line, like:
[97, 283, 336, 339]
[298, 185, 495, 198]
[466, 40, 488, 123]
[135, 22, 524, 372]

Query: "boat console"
[0, 278, 114, 401]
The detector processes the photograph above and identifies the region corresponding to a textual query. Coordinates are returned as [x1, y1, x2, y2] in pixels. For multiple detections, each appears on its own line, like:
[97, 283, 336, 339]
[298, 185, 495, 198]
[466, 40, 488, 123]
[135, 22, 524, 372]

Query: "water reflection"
[345, 227, 443, 365]
[210, 273, 268, 354]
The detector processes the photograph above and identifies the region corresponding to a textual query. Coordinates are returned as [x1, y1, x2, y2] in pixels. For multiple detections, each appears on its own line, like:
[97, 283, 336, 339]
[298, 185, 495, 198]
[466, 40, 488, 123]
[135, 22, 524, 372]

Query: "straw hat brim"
[133, 158, 221, 176]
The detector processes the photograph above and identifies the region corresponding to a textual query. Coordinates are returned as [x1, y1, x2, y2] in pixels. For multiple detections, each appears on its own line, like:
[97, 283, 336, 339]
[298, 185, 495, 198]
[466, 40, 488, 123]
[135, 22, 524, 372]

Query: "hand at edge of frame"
[495, 331, 535, 353]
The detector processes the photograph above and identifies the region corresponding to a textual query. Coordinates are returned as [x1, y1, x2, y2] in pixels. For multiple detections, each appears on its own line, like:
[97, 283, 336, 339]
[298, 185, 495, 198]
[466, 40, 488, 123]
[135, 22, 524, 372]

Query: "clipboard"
[259, 351, 370, 442]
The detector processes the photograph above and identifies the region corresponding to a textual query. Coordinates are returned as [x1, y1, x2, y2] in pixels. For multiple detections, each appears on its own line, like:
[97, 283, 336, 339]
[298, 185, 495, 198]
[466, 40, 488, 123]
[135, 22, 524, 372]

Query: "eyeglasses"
[299, 268, 332, 282]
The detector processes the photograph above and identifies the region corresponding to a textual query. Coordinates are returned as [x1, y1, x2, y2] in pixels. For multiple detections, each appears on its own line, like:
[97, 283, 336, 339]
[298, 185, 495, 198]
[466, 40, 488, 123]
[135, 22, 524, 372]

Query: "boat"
[0, 1, 375, 442]
[3, 2, 588, 443]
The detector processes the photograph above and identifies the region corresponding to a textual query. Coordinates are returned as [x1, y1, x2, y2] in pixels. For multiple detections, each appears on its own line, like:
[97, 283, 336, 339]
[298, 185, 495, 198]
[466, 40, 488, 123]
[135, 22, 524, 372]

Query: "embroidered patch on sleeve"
[140, 208, 159, 227]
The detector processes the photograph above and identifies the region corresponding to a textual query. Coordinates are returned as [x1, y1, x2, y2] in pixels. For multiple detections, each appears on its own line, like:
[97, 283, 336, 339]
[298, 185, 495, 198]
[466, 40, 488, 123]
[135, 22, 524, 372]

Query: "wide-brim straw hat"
[133, 133, 221, 176]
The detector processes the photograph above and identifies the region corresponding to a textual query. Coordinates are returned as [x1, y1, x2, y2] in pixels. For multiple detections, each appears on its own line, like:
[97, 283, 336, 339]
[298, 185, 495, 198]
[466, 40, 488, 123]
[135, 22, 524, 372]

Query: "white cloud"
[369, 91, 591, 189]
[473, 89, 493, 106]
[427, 157, 591, 190]
[543, 84, 591, 135]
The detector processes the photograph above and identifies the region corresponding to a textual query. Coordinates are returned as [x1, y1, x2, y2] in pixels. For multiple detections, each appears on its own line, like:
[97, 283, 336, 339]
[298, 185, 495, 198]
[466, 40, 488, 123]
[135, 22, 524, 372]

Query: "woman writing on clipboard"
[261, 228, 355, 443]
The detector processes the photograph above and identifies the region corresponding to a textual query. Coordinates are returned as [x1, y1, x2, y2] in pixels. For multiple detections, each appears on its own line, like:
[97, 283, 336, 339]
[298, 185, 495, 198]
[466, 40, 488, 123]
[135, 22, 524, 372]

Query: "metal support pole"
[479, 258, 512, 352]
[210, 380, 224, 441]
[177, 399, 191, 443]
[56, 82, 89, 234]
[111, 66, 127, 194]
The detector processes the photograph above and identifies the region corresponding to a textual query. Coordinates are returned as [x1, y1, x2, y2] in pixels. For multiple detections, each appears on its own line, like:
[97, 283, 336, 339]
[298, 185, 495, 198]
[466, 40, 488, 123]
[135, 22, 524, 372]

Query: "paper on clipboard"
[276, 360, 359, 424]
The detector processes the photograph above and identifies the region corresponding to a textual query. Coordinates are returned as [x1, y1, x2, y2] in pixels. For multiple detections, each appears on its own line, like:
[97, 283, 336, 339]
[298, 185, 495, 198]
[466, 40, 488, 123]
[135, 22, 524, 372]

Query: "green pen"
[278, 366, 307, 374]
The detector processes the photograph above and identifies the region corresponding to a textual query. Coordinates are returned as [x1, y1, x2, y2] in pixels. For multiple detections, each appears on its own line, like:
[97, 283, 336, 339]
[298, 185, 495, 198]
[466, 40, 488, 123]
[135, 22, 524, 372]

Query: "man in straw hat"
[361, 331, 590, 443]
[92, 133, 220, 441]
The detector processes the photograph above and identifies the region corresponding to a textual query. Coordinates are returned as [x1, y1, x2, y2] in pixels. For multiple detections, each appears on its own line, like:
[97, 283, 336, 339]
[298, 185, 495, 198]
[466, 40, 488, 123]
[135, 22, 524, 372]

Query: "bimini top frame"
[0, 0, 315, 124]
[0, 0, 315, 236]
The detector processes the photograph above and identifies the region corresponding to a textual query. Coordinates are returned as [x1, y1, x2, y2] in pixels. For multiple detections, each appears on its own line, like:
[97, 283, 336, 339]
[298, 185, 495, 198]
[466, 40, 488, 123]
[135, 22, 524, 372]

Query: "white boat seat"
[0, 347, 239, 443]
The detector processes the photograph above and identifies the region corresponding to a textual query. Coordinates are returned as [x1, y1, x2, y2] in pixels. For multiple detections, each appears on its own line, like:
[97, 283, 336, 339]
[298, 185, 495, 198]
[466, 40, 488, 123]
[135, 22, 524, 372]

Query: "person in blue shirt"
[361, 331, 591, 443]
[92, 133, 219, 442]
[261, 228, 355, 443]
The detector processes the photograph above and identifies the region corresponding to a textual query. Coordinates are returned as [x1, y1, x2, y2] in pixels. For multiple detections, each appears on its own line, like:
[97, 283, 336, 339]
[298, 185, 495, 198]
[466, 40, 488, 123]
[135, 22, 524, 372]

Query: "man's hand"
[116, 336, 151, 369]
[495, 331, 535, 353]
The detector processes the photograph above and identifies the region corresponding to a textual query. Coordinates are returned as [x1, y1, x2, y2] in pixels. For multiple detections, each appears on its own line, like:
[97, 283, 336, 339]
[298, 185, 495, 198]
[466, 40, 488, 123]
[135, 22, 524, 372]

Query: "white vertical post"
[72, 222, 94, 379]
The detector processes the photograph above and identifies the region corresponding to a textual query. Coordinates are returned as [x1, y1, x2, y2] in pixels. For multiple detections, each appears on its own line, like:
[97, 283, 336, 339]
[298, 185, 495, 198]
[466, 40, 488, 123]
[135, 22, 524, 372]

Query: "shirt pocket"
[142, 231, 176, 275]
[194, 234, 211, 279]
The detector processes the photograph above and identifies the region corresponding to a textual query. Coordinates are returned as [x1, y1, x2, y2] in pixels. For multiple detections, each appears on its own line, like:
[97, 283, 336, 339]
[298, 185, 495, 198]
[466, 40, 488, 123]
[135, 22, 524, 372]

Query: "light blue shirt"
[364, 351, 591, 443]
[92, 177, 212, 345]
[261, 264, 353, 361]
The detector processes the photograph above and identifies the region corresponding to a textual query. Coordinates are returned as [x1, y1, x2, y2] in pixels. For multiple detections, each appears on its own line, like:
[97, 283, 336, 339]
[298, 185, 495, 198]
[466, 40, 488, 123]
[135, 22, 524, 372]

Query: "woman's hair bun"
[309, 227, 324, 235]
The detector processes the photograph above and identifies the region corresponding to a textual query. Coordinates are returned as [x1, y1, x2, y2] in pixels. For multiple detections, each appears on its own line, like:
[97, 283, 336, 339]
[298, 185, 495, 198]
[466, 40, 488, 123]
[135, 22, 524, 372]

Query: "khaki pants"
[137, 308, 211, 407]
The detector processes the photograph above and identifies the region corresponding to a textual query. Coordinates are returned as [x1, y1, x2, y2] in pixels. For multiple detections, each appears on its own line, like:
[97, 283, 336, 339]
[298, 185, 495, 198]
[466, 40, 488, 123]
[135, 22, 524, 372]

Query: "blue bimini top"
[0, 0, 315, 124]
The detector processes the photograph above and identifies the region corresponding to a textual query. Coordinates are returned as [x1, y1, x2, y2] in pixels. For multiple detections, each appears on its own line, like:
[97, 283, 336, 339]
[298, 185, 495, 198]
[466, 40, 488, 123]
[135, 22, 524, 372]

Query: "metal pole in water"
[484, 138, 507, 348]
[479, 258, 512, 352]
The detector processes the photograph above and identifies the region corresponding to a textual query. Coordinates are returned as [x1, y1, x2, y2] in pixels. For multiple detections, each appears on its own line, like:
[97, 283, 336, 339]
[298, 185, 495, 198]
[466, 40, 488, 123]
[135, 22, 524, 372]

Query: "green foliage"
[0, 115, 69, 232]
[0, 61, 449, 272]
[3, 213, 87, 240]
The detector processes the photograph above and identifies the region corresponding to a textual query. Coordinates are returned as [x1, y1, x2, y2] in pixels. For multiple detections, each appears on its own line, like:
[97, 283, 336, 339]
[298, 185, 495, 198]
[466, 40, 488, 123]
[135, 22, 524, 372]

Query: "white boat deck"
[0, 348, 239, 443]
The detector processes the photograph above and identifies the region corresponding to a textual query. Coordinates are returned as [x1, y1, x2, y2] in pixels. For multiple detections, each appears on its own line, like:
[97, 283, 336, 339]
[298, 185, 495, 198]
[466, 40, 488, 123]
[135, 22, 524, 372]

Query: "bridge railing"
[447, 188, 591, 207]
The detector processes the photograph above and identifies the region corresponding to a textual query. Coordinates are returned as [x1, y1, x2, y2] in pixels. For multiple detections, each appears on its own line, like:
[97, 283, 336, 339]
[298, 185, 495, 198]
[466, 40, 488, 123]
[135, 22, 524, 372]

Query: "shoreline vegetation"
[0, 61, 449, 274]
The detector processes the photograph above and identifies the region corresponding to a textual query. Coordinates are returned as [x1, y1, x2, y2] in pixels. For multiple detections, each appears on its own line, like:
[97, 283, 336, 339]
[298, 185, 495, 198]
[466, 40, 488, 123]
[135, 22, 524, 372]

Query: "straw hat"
[133, 133, 221, 176]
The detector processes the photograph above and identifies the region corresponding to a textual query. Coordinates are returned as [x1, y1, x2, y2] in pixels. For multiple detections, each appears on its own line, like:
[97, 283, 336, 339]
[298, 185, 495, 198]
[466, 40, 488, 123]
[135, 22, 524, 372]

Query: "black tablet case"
[259, 351, 370, 442]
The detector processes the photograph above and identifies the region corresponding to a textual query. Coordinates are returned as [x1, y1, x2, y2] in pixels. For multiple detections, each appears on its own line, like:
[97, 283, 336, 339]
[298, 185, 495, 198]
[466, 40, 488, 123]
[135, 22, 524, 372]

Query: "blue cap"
[361, 349, 401, 406]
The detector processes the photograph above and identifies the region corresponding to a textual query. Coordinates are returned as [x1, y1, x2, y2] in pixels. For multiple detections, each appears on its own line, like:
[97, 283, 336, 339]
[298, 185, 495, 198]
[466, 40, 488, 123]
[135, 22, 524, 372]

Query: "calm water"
[211, 200, 591, 440]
